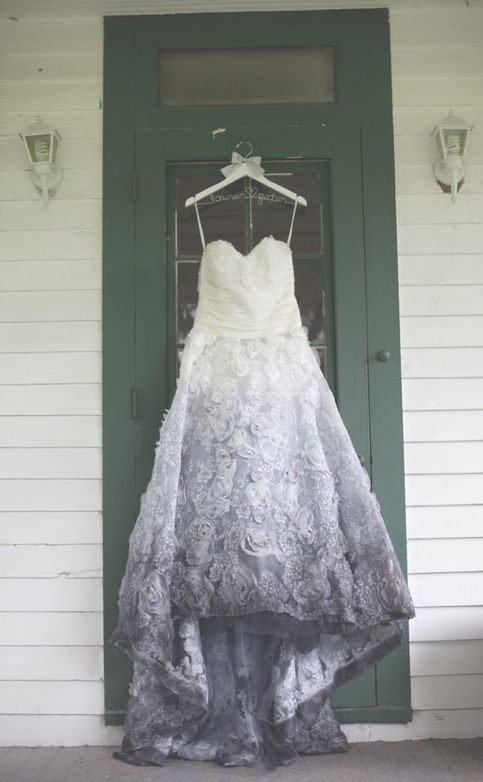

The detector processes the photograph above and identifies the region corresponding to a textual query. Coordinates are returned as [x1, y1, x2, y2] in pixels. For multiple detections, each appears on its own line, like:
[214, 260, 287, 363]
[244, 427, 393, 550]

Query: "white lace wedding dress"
[109, 208, 415, 769]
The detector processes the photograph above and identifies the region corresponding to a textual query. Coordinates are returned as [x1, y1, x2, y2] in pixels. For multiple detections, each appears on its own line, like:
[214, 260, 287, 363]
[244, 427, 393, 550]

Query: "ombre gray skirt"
[109, 326, 415, 770]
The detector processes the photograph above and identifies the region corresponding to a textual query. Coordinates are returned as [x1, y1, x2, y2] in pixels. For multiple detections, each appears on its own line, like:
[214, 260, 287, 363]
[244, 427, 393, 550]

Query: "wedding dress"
[109, 199, 416, 769]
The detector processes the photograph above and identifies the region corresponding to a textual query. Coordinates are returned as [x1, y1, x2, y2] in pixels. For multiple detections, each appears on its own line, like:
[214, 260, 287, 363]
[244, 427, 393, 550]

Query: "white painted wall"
[0, 15, 114, 746]
[0, 3, 482, 747]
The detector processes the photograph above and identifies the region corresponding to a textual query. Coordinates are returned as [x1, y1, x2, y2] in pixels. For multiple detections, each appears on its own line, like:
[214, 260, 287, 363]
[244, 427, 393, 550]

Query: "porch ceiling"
[0, 0, 480, 20]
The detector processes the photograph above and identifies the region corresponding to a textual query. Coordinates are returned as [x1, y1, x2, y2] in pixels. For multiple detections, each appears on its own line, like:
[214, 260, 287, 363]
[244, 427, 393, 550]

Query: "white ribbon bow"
[221, 150, 265, 179]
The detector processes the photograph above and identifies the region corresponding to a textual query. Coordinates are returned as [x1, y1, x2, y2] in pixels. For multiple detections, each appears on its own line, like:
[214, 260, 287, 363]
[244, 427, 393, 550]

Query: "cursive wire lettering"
[200, 184, 293, 208]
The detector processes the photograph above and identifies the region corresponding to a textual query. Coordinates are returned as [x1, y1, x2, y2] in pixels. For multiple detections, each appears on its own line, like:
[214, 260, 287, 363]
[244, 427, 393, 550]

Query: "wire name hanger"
[184, 141, 308, 208]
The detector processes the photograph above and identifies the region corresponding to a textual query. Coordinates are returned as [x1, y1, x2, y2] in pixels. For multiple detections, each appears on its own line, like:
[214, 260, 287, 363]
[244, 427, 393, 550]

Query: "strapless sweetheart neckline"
[194, 233, 300, 337]
[201, 234, 291, 260]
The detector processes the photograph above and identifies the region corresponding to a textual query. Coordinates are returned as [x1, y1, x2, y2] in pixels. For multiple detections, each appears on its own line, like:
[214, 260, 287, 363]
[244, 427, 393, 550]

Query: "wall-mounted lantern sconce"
[431, 109, 473, 202]
[19, 117, 63, 207]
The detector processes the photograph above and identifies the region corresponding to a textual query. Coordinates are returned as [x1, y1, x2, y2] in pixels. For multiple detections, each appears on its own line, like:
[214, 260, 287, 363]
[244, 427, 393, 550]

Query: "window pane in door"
[176, 261, 199, 344]
[252, 172, 323, 255]
[176, 174, 246, 256]
[293, 260, 325, 344]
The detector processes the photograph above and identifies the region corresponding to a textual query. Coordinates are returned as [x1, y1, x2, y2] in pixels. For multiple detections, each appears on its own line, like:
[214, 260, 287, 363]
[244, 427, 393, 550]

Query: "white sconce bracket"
[30, 162, 64, 204]
[19, 116, 63, 207]
[433, 158, 465, 198]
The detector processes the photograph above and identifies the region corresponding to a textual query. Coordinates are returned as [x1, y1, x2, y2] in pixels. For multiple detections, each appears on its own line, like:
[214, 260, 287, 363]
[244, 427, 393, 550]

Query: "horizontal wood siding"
[0, 5, 482, 745]
[392, 4, 483, 746]
[0, 16, 115, 747]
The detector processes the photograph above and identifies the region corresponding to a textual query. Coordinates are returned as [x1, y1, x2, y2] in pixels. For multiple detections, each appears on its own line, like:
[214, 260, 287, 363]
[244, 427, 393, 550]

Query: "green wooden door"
[113, 122, 408, 723]
[103, 9, 411, 726]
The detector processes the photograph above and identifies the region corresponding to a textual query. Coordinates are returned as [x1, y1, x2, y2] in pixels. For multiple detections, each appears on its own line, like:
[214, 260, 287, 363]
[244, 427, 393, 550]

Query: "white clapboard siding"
[0, 448, 100, 478]
[0, 19, 102, 53]
[410, 607, 483, 642]
[0, 512, 101, 544]
[0, 386, 100, 415]
[0, 140, 102, 173]
[0, 681, 104, 715]
[405, 475, 483, 506]
[346, 709, 483, 743]
[410, 573, 483, 608]
[0, 230, 100, 261]
[1, 479, 100, 511]
[0, 352, 100, 383]
[0, 416, 101, 447]
[405, 442, 483, 474]
[406, 506, 483, 540]
[402, 379, 483, 410]
[0, 82, 102, 113]
[399, 255, 483, 286]
[394, 106, 483, 137]
[1, 261, 101, 291]
[392, 47, 483, 78]
[395, 138, 483, 169]
[399, 286, 483, 317]
[0, 323, 100, 352]
[412, 675, 483, 710]
[395, 164, 483, 195]
[0, 613, 102, 646]
[408, 539, 483, 574]
[403, 411, 483, 442]
[401, 348, 483, 379]
[396, 192, 483, 222]
[398, 224, 483, 255]
[0, 199, 101, 229]
[385, 2, 483, 735]
[0, 109, 101, 138]
[0, 291, 100, 321]
[0, 545, 102, 578]
[0, 169, 102, 201]
[400, 316, 483, 347]
[0, 12, 105, 746]
[410, 640, 483, 676]
[390, 11, 483, 47]
[0, 3, 483, 747]
[0, 715, 119, 747]
[0, 578, 102, 611]
[1, 53, 103, 81]
[0, 647, 103, 680]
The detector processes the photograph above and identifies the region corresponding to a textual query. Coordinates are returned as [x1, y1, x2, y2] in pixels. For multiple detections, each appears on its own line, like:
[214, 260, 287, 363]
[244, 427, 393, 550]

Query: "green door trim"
[103, 8, 412, 726]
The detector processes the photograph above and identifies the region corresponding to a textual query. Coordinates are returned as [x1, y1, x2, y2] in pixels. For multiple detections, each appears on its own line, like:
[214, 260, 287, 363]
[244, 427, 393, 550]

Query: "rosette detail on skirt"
[109, 326, 415, 769]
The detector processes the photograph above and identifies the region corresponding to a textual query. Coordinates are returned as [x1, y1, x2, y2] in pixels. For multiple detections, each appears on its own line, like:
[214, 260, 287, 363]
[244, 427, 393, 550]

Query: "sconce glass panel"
[51, 133, 59, 162]
[442, 129, 467, 157]
[25, 134, 52, 163]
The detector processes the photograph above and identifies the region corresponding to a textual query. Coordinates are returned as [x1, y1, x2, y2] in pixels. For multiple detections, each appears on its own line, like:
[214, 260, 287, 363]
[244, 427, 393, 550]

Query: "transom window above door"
[159, 46, 336, 107]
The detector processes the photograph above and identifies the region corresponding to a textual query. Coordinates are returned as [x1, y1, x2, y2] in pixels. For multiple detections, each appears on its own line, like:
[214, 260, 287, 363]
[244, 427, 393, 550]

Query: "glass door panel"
[175, 175, 247, 255]
[251, 173, 323, 255]
[132, 124, 385, 721]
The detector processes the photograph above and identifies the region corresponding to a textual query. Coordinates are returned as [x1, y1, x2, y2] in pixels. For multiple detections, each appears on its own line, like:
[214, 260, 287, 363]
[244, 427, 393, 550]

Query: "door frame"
[103, 8, 411, 726]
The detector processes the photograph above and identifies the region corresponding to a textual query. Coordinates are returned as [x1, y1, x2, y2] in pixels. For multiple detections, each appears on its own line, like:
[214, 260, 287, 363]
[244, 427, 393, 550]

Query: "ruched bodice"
[192, 235, 302, 338]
